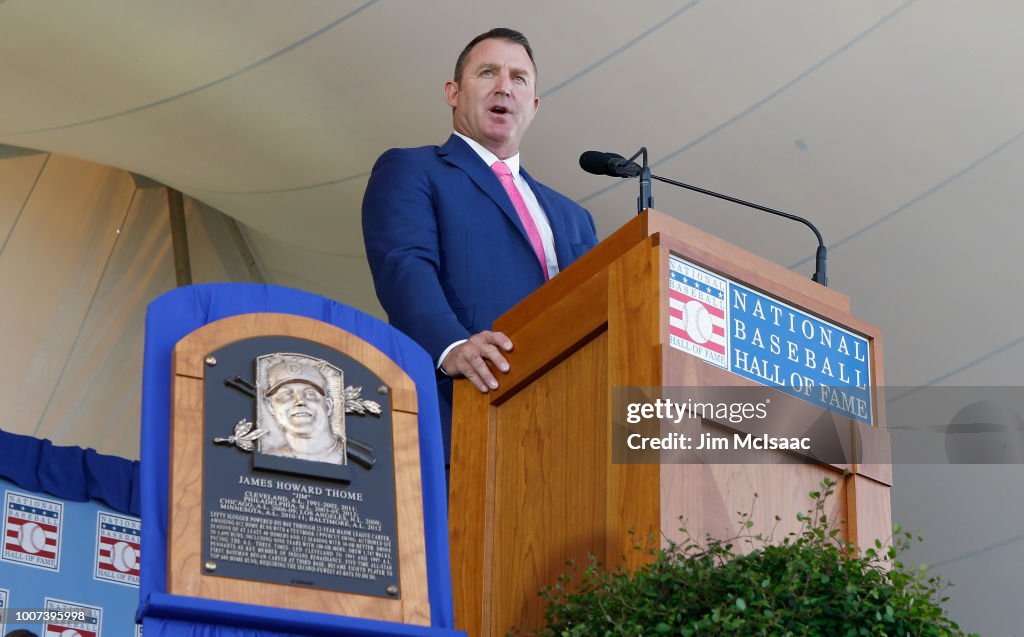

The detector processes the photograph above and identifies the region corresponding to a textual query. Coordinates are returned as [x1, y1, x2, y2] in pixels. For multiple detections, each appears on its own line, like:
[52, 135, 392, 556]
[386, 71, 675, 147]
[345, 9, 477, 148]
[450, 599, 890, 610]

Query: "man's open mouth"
[490, 105, 510, 115]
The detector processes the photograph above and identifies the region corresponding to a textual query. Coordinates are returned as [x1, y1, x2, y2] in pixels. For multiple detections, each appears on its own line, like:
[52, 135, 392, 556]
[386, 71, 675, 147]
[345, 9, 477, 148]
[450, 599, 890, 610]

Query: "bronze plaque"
[201, 336, 399, 598]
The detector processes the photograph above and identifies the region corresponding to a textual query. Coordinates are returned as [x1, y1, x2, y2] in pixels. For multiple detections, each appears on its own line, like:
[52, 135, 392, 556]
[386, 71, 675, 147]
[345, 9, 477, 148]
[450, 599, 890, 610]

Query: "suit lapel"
[521, 168, 572, 269]
[437, 135, 533, 247]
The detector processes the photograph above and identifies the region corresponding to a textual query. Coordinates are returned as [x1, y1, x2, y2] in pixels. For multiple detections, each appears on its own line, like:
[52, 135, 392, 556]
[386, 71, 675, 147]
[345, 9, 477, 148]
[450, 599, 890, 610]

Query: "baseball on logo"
[111, 541, 138, 572]
[18, 521, 47, 554]
[684, 300, 714, 344]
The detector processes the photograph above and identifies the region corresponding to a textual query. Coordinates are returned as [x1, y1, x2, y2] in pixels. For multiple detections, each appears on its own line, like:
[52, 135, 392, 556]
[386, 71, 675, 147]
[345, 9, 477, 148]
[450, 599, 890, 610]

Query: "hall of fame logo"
[0, 587, 9, 633]
[43, 598, 102, 637]
[95, 512, 141, 586]
[3, 491, 63, 571]
[669, 257, 729, 368]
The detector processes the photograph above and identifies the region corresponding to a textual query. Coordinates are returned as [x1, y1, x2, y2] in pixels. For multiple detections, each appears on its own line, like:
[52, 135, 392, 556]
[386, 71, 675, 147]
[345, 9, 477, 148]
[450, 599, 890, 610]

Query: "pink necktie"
[491, 161, 549, 280]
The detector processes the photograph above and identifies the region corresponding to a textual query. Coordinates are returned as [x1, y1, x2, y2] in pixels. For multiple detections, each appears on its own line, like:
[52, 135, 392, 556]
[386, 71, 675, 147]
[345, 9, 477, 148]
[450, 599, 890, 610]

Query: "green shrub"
[529, 479, 976, 637]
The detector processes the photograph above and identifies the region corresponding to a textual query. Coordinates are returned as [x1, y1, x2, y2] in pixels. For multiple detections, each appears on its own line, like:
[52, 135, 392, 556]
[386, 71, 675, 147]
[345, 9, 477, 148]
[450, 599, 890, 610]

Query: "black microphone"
[579, 151, 641, 178]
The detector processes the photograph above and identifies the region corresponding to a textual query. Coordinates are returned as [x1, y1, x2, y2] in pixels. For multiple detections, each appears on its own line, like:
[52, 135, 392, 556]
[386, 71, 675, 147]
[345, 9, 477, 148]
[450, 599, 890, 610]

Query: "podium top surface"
[499, 210, 852, 335]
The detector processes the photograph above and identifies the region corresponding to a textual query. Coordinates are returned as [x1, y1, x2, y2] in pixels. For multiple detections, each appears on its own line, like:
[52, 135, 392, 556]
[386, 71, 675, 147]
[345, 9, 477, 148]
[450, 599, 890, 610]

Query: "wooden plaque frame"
[168, 312, 431, 626]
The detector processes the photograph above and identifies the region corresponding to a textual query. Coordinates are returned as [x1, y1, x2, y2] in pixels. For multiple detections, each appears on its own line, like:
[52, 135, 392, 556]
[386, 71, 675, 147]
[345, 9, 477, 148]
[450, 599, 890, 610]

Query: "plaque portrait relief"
[212, 350, 383, 479]
[257, 354, 347, 465]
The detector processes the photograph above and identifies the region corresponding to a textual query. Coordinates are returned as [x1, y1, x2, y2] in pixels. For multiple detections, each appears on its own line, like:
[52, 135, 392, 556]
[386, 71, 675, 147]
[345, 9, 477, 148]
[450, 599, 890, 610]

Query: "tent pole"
[167, 187, 192, 286]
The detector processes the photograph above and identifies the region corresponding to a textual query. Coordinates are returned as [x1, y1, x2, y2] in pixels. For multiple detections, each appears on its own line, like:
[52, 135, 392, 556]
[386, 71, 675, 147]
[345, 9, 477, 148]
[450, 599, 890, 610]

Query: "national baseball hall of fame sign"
[166, 311, 434, 625]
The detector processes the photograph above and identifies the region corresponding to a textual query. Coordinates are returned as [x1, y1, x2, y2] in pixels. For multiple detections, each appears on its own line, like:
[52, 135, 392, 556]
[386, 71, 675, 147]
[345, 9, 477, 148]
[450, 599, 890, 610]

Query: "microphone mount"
[625, 147, 653, 213]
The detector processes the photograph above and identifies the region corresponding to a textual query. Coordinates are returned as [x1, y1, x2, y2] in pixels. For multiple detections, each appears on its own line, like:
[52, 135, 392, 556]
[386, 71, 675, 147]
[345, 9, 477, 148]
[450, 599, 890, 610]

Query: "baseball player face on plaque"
[269, 381, 332, 440]
[258, 355, 347, 465]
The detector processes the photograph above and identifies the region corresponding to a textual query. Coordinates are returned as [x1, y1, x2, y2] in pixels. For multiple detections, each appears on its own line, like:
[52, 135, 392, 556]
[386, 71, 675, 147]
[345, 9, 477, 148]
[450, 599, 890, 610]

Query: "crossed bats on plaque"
[213, 353, 383, 470]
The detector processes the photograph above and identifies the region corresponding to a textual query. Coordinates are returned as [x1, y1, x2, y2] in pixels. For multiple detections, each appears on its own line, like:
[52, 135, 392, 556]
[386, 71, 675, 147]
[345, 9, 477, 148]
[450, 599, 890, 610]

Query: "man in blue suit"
[362, 28, 598, 461]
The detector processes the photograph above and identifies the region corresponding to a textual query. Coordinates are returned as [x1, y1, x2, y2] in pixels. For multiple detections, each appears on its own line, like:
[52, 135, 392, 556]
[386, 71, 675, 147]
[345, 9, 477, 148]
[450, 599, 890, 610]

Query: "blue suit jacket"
[362, 134, 598, 459]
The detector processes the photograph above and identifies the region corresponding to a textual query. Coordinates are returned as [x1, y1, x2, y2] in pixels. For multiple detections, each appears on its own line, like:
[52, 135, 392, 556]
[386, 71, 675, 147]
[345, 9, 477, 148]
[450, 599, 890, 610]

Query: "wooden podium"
[448, 210, 891, 637]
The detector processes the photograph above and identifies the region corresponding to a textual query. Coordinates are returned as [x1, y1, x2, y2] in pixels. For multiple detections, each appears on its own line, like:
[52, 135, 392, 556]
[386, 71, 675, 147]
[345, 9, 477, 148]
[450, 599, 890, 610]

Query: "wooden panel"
[866, 329, 887, 431]
[169, 313, 427, 624]
[658, 356, 854, 550]
[392, 410, 430, 625]
[606, 238, 662, 566]
[661, 458, 849, 550]
[491, 270, 608, 403]
[489, 334, 609, 635]
[449, 378, 492, 636]
[168, 373, 205, 594]
[858, 328, 889, 484]
[846, 474, 893, 551]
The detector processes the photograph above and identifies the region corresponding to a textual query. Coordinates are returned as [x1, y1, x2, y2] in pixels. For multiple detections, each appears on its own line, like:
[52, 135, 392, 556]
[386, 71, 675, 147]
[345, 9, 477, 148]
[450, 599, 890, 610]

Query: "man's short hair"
[453, 27, 536, 83]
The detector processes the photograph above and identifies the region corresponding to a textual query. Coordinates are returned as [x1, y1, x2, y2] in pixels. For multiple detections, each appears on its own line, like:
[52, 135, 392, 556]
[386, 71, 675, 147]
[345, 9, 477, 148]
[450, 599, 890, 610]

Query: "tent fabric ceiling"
[2, 1, 1023, 632]
[2, 0, 1021, 385]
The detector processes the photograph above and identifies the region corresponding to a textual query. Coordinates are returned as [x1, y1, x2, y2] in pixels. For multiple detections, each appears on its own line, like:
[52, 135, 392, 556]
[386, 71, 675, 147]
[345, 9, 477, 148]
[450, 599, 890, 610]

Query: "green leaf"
[736, 598, 747, 611]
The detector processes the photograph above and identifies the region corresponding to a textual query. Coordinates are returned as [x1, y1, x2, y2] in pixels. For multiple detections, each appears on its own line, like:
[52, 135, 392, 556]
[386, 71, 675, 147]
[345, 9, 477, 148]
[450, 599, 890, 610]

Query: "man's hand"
[441, 330, 513, 392]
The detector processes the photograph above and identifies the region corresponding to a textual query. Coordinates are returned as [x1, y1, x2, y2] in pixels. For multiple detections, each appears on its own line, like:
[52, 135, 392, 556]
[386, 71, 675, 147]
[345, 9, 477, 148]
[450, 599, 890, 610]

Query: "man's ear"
[444, 80, 459, 108]
[325, 397, 334, 416]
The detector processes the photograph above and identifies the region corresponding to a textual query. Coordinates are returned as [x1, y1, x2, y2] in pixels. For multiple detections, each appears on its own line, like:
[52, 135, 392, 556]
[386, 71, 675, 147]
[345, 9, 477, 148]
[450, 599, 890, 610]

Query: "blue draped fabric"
[0, 428, 140, 516]
[139, 283, 460, 636]
[140, 593, 460, 636]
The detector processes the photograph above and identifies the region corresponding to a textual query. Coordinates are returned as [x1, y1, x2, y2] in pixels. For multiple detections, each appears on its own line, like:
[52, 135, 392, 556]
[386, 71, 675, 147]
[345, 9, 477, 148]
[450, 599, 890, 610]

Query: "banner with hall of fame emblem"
[3, 491, 64, 570]
[0, 587, 9, 633]
[2, 477, 143, 636]
[669, 254, 873, 424]
[95, 512, 141, 587]
[44, 597, 102, 637]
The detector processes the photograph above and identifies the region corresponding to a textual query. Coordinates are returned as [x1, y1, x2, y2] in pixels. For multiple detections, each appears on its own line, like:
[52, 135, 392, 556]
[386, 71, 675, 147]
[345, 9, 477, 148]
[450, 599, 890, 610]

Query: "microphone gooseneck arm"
[577, 148, 829, 286]
[626, 147, 653, 213]
[650, 173, 828, 286]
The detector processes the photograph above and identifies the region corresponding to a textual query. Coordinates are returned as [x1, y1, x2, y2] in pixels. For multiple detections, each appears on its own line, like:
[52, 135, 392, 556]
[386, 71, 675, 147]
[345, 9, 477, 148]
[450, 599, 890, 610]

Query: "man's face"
[268, 382, 332, 440]
[445, 38, 540, 159]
